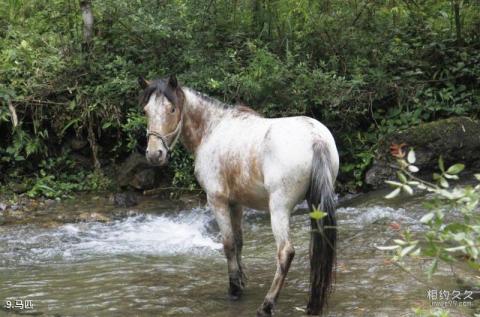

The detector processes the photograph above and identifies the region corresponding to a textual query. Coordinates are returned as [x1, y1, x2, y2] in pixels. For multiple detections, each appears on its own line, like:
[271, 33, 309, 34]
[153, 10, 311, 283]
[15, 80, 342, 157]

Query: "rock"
[365, 117, 480, 188]
[8, 209, 25, 219]
[129, 169, 156, 190]
[44, 199, 56, 207]
[110, 191, 138, 207]
[10, 183, 28, 194]
[117, 152, 160, 190]
[70, 153, 92, 168]
[0, 203, 6, 211]
[77, 212, 110, 222]
[10, 203, 21, 211]
[69, 138, 88, 151]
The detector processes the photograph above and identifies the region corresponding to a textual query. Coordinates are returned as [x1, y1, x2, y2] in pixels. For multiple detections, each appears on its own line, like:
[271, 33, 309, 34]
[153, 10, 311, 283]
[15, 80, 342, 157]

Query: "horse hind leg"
[230, 203, 247, 288]
[257, 199, 295, 316]
[209, 196, 244, 300]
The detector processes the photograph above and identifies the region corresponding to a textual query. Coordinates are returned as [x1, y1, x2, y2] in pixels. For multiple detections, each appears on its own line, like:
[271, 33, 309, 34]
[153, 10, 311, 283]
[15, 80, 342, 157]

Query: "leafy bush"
[378, 147, 479, 316]
[1, 0, 479, 193]
[379, 147, 479, 283]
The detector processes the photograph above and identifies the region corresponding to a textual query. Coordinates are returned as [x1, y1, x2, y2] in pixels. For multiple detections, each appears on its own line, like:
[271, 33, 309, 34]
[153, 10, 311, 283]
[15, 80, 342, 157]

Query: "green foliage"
[1, 0, 479, 191]
[309, 209, 327, 221]
[2, 155, 113, 199]
[169, 146, 197, 190]
[381, 149, 480, 284]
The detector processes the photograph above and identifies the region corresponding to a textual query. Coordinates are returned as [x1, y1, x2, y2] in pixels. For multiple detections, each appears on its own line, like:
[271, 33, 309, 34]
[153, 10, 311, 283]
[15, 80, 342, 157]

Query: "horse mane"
[142, 81, 262, 117]
[187, 88, 262, 117]
[234, 105, 261, 116]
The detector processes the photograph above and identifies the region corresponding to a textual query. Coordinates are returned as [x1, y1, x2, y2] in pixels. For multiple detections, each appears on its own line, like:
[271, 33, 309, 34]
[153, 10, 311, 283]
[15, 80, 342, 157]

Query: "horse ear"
[168, 74, 178, 89]
[138, 76, 150, 89]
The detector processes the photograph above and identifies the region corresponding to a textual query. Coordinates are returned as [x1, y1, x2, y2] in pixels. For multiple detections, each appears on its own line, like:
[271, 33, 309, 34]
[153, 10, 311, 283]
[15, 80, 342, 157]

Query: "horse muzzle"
[146, 148, 169, 166]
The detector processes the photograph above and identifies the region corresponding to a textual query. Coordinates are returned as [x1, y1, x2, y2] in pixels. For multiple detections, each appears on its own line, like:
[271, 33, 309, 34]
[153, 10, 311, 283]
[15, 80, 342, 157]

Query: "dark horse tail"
[306, 140, 337, 316]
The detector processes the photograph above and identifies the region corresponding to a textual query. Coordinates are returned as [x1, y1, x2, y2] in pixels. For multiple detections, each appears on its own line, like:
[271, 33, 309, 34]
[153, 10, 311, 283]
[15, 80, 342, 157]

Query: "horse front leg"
[257, 198, 295, 316]
[209, 196, 244, 300]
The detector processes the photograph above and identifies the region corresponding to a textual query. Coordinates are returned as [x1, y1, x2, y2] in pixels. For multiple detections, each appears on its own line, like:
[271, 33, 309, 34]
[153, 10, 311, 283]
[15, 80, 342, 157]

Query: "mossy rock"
[365, 117, 480, 188]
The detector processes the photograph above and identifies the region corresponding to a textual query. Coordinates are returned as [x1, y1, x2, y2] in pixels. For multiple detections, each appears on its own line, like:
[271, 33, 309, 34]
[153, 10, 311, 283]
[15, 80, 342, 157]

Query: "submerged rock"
[77, 212, 110, 223]
[110, 191, 138, 207]
[365, 117, 480, 188]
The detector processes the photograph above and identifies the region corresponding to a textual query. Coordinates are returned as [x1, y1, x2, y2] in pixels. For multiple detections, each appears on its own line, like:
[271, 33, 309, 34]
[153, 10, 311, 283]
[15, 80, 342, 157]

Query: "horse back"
[195, 115, 337, 211]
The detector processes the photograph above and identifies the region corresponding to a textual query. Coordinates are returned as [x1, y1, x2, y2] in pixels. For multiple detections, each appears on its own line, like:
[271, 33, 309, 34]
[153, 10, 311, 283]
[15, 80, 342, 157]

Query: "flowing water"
[0, 190, 477, 316]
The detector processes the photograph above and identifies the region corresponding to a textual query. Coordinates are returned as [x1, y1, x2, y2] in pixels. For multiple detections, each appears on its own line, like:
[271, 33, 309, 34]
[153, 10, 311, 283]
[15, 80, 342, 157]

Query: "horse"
[138, 75, 339, 316]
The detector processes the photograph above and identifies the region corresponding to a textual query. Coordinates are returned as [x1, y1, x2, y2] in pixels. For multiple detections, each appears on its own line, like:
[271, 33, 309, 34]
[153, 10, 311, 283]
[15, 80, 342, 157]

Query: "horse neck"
[180, 87, 226, 153]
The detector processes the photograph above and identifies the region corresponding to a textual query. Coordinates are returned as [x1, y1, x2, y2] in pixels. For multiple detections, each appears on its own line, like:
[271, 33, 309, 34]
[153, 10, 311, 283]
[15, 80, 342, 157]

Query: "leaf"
[402, 184, 413, 195]
[397, 171, 407, 183]
[445, 246, 466, 252]
[385, 180, 403, 187]
[420, 212, 434, 223]
[309, 210, 327, 220]
[102, 122, 113, 129]
[438, 156, 445, 172]
[411, 248, 421, 256]
[394, 239, 407, 245]
[390, 143, 407, 158]
[444, 173, 459, 180]
[400, 245, 417, 257]
[408, 165, 419, 173]
[407, 149, 416, 164]
[385, 187, 401, 199]
[375, 245, 400, 251]
[440, 177, 449, 188]
[60, 118, 80, 135]
[427, 259, 438, 278]
[417, 183, 427, 190]
[446, 163, 464, 175]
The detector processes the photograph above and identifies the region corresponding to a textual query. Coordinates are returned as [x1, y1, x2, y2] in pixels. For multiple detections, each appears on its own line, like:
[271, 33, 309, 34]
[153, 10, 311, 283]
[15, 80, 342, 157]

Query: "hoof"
[228, 292, 241, 301]
[228, 277, 243, 300]
[256, 301, 273, 317]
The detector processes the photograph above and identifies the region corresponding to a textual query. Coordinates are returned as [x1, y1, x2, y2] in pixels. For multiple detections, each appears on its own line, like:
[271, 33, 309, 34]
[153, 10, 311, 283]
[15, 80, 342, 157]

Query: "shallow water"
[0, 190, 477, 316]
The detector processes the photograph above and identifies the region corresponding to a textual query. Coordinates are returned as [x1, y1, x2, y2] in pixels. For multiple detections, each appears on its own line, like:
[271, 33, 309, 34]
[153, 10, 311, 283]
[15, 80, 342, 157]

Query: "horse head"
[139, 75, 185, 166]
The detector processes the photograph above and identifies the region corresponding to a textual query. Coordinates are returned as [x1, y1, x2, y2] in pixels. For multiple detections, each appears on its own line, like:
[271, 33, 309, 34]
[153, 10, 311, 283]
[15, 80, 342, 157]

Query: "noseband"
[146, 109, 184, 153]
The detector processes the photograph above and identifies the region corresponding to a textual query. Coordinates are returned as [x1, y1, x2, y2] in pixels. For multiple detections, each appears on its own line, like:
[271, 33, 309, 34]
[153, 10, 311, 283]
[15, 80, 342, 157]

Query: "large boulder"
[117, 152, 159, 190]
[365, 117, 480, 188]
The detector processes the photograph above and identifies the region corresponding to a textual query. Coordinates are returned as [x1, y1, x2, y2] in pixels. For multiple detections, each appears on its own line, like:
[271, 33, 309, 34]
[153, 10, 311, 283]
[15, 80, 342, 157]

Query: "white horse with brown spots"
[139, 75, 339, 316]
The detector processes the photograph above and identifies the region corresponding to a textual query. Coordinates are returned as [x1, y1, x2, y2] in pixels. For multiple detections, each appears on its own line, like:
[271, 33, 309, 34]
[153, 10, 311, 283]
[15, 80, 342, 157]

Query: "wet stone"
[77, 212, 110, 223]
[10, 183, 28, 194]
[110, 192, 138, 208]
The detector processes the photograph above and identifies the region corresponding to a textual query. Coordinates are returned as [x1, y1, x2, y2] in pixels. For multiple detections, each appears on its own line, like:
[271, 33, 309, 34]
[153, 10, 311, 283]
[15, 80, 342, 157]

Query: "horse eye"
[171, 107, 176, 113]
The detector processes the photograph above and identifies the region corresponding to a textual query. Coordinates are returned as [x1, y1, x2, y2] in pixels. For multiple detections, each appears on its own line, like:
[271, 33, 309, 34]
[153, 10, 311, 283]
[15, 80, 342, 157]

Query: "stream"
[0, 190, 477, 316]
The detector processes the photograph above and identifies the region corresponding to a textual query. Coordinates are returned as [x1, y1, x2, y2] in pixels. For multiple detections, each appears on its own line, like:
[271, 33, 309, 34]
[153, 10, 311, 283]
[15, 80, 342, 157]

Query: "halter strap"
[146, 110, 184, 152]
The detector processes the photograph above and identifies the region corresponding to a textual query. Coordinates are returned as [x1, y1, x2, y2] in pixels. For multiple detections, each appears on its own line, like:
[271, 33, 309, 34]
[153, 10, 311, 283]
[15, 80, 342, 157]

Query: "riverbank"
[0, 190, 204, 227]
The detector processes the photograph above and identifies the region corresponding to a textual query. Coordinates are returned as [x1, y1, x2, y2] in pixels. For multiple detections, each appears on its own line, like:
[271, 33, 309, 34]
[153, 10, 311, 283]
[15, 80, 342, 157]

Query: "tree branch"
[7, 99, 18, 127]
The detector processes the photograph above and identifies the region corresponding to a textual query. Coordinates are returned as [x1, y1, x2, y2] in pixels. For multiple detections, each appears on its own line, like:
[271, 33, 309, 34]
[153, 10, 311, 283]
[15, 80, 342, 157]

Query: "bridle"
[146, 107, 184, 154]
